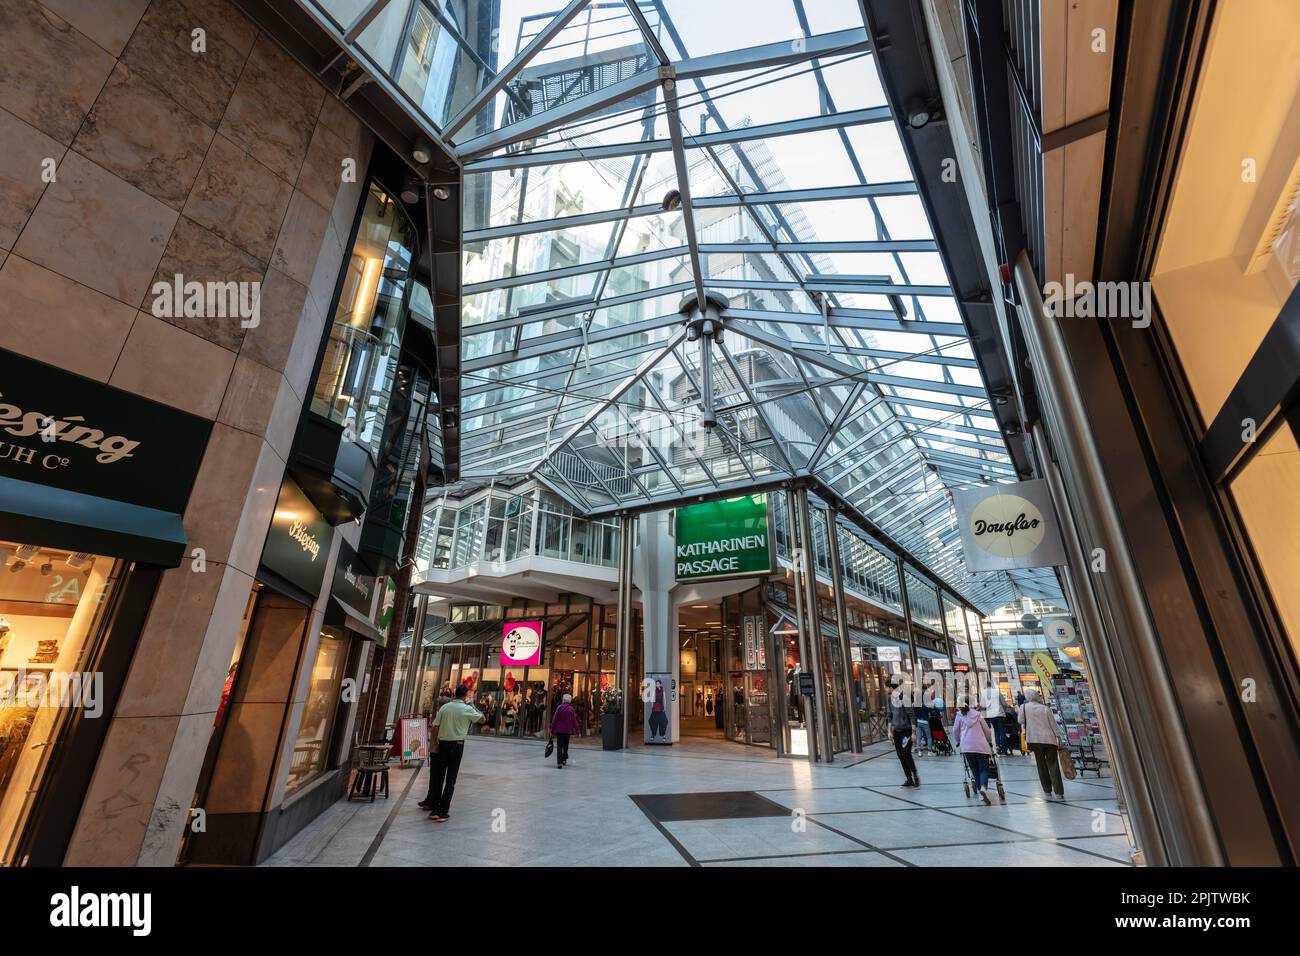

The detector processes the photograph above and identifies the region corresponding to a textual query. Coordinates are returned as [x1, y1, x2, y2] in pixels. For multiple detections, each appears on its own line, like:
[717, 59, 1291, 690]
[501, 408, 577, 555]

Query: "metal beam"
[462, 181, 919, 243]
[532, 329, 687, 474]
[456, 27, 871, 157]
[441, 0, 592, 138]
[463, 106, 891, 171]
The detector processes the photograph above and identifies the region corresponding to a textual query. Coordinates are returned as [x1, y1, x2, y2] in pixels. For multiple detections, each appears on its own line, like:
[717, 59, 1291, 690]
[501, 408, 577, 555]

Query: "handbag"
[544, 739, 554, 758]
[1057, 740, 1077, 780]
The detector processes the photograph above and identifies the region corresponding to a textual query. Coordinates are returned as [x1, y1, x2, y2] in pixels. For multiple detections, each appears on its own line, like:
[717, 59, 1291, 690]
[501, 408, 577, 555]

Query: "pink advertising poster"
[501, 621, 544, 667]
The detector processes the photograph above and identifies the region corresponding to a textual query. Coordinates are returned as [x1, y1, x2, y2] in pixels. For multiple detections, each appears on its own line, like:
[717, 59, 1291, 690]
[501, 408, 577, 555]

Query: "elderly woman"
[549, 693, 580, 769]
[1018, 688, 1066, 799]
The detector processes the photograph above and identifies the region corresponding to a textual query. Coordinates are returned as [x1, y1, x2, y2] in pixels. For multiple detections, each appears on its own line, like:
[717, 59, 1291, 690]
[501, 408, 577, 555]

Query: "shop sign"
[261, 478, 331, 596]
[1044, 616, 1078, 646]
[797, 672, 816, 696]
[674, 494, 772, 581]
[953, 662, 971, 673]
[331, 538, 375, 620]
[933, 657, 951, 670]
[399, 716, 428, 763]
[742, 615, 767, 671]
[1031, 650, 1059, 690]
[850, 646, 862, 663]
[951, 479, 1067, 571]
[0, 347, 210, 513]
[501, 620, 543, 667]
[876, 646, 902, 662]
[643, 672, 674, 744]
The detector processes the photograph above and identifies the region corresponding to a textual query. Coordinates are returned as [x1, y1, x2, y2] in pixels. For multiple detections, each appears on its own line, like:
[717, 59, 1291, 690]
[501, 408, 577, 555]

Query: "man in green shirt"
[419, 684, 485, 821]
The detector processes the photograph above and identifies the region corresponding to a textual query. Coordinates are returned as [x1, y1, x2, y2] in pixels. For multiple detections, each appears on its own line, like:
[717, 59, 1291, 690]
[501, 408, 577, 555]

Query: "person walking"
[420, 684, 485, 822]
[981, 680, 1009, 754]
[549, 693, 580, 769]
[1019, 688, 1066, 799]
[952, 700, 995, 804]
[887, 679, 920, 787]
[914, 698, 932, 753]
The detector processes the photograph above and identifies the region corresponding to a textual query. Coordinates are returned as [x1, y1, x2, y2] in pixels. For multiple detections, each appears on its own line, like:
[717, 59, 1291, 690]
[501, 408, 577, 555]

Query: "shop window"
[0, 544, 121, 862]
[284, 631, 352, 796]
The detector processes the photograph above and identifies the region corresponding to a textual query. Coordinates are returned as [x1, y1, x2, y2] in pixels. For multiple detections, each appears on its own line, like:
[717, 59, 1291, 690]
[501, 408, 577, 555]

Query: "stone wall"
[0, 0, 373, 865]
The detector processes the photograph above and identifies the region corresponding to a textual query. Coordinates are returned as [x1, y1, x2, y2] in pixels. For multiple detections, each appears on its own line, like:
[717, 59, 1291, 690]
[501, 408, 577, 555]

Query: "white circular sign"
[501, 623, 541, 664]
[1045, 618, 1077, 646]
[969, 493, 1046, 559]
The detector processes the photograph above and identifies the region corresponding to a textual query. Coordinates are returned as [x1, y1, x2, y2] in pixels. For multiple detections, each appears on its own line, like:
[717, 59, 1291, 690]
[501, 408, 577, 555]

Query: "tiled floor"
[262, 736, 1136, 867]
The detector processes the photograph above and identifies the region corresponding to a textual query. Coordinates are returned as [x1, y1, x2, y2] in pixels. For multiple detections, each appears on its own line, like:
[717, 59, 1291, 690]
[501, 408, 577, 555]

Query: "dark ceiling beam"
[856, 0, 1034, 481]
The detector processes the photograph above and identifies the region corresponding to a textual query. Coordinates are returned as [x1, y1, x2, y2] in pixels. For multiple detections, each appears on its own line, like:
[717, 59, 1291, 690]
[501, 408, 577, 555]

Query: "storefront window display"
[284, 629, 353, 796]
[0, 544, 121, 862]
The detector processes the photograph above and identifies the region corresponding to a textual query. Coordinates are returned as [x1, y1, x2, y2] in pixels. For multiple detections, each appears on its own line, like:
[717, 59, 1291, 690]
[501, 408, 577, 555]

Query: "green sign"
[675, 494, 773, 581]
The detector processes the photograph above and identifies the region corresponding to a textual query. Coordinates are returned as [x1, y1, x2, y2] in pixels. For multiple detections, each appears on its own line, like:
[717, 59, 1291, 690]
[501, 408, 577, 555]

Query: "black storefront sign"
[0, 348, 211, 565]
[331, 538, 375, 619]
[261, 478, 331, 596]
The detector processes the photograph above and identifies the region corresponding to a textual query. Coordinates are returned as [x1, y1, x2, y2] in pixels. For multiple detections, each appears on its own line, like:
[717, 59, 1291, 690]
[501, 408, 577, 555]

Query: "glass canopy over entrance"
[298, 0, 1064, 612]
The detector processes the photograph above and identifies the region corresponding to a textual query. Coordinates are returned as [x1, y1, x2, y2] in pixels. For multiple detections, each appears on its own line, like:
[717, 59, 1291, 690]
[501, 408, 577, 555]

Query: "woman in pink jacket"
[952, 701, 995, 804]
[550, 693, 580, 769]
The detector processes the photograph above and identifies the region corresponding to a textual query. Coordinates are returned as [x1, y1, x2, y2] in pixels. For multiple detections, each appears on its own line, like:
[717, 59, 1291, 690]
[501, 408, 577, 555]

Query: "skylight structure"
[295, 0, 1064, 611]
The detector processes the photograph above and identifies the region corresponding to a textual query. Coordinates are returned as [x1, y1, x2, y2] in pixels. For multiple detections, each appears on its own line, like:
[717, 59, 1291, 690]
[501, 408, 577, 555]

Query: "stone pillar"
[0, 0, 374, 866]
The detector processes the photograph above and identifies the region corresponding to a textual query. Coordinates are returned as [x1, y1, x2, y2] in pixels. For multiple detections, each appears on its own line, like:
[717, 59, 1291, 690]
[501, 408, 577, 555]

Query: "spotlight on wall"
[40, 562, 53, 576]
[412, 136, 436, 165]
[432, 185, 451, 201]
[8, 560, 25, 573]
[400, 174, 421, 205]
[906, 98, 932, 129]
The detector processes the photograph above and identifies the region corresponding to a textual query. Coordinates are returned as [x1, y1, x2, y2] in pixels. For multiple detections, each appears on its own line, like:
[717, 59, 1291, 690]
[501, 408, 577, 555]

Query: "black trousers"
[1030, 742, 1065, 795]
[424, 740, 465, 815]
[555, 733, 570, 766]
[892, 727, 918, 782]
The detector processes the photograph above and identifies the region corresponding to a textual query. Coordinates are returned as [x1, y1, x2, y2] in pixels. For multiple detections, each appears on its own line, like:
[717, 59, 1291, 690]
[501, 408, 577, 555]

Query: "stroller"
[1002, 712, 1027, 755]
[962, 748, 1007, 803]
[927, 713, 954, 755]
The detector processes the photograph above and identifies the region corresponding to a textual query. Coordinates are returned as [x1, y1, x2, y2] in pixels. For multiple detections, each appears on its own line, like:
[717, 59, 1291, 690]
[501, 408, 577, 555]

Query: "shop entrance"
[678, 604, 725, 740]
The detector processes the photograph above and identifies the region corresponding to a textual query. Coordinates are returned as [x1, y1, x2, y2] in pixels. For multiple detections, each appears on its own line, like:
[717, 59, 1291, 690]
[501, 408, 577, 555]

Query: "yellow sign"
[1031, 651, 1059, 691]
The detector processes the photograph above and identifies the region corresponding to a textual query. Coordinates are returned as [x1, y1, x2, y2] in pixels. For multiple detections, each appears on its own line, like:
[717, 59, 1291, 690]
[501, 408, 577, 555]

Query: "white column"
[634, 511, 680, 742]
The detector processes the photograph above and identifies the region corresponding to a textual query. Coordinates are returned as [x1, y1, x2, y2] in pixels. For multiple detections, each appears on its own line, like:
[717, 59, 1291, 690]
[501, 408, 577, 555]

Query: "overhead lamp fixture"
[432, 185, 451, 201]
[400, 174, 421, 205]
[412, 136, 436, 165]
[661, 189, 682, 212]
[907, 98, 932, 129]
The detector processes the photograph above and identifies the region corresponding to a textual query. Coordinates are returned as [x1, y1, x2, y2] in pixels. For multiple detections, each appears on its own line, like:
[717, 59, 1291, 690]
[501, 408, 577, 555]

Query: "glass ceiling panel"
[318, 0, 1069, 611]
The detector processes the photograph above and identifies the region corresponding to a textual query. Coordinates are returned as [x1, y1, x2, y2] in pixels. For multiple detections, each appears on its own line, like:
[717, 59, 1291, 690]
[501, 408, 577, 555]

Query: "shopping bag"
[1058, 743, 1077, 780]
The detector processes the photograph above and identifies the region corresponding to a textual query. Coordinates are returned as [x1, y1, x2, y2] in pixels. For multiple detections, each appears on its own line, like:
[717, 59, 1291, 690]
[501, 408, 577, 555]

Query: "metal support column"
[399, 593, 429, 716]
[614, 513, 636, 749]
[937, 587, 957, 707]
[795, 486, 835, 762]
[895, 557, 919, 693]
[825, 508, 862, 752]
[786, 487, 816, 766]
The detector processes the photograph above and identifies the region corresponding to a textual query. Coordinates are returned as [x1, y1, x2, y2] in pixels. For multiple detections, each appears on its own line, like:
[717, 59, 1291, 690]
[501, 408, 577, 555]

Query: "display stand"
[1051, 675, 1106, 777]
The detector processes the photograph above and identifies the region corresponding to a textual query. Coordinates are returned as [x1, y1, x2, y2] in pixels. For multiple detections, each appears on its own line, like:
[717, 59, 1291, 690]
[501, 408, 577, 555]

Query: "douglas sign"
[952, 480, 1066, 571]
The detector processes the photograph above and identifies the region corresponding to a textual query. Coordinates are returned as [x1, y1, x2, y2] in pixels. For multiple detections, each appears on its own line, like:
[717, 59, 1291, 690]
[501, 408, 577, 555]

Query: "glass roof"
[301, 0, 1064, 613]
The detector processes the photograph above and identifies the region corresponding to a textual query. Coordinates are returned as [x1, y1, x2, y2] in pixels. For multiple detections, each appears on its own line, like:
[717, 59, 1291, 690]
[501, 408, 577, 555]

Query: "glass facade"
[299, 0, 1058, 616]
[312, 181, 418, 462]
[416, 486, 620, 572]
